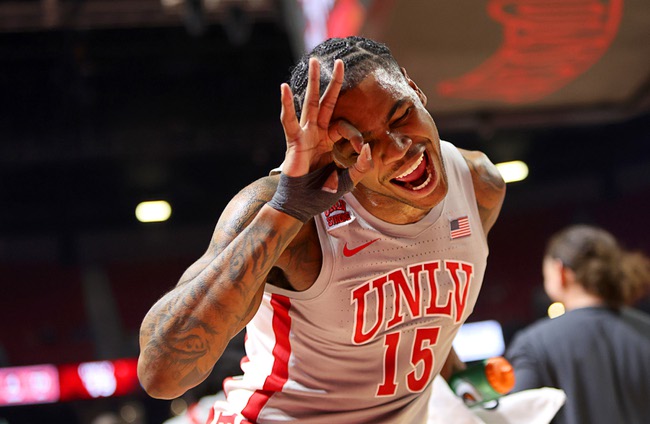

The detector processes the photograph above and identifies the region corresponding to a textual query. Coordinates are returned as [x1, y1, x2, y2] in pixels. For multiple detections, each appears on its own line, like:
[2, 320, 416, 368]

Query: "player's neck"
[350, 186, 445, 225]
[354, 193, 431, 224]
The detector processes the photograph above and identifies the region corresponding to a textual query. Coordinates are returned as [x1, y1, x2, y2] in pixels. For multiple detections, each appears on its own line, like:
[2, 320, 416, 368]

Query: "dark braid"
[289, 36, 403, 120]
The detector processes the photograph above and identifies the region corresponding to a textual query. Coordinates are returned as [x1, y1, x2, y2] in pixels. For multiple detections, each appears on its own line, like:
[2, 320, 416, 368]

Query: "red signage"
[0, 364, 60, 406]
[58, 358, 140, 402]
[0, 358, 140, 407]
[437, 0, 623, 103]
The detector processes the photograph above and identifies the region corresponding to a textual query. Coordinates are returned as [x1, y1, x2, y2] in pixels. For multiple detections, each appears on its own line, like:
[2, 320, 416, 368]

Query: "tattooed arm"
[459, 149, 506, 236]
[137, 176, 302, 399]
[138, 57, 372, 399]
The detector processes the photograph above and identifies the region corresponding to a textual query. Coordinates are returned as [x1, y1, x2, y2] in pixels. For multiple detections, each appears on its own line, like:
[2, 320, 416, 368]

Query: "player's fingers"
[280, 83, 301, 142]
[348, 143, 373, 185]
[317, 59, 344, 130]
[328, 119, 364, 152]
[300, 57, 321, 127]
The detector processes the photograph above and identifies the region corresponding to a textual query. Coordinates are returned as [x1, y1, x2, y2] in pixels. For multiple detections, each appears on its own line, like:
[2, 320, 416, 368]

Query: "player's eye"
[393, 107, 412, 126]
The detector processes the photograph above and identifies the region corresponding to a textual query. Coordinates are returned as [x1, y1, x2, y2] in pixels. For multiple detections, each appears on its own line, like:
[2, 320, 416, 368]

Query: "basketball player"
[138, 36, 506, 423]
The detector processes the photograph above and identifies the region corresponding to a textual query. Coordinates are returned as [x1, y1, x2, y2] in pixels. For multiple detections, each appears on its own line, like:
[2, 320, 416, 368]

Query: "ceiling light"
[495, 160, 529, 183]
[135, 200, 172, 223]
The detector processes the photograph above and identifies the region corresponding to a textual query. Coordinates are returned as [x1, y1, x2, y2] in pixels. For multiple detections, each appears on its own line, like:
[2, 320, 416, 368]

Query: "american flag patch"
[450, 216, 471, 239]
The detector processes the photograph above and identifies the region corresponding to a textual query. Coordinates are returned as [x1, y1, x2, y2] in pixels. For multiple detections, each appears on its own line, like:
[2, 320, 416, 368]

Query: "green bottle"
[447, 356, 515, 407]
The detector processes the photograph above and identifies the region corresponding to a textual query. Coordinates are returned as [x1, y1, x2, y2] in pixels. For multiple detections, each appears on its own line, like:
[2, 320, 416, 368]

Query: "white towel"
[428, 375, 566, 424]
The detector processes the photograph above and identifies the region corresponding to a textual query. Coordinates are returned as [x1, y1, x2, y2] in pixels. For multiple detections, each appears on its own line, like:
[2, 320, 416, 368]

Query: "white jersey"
[212, 141, 489, 424]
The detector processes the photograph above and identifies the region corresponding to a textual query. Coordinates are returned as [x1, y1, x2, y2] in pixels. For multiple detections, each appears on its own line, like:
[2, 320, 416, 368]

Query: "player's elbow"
[140, 378, 184, 400]
[137, 356, 186, 400]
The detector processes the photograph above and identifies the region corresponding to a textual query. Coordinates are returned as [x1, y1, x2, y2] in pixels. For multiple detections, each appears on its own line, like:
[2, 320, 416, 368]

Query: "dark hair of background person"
[545, 225, 650, 308]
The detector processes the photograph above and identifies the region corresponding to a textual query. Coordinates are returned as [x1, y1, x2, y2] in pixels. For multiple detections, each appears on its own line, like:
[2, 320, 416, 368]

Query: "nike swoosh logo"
[343, 238, 380, 257]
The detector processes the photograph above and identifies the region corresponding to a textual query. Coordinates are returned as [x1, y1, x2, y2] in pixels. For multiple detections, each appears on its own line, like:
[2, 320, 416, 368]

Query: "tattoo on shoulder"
[466, 154, 505, 191]
[230, 197, 268, 235]
[464, 153, 505, 232]
[226, 177, 278, 235]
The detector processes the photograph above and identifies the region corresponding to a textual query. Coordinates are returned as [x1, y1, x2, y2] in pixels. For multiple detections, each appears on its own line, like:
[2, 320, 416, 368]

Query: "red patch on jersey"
[324, 199, 354, 229]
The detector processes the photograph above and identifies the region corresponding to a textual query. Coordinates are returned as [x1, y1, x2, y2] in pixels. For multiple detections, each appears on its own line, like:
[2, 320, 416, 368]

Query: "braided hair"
[289, 36, 403, 120]
[546, 225, 650, 308]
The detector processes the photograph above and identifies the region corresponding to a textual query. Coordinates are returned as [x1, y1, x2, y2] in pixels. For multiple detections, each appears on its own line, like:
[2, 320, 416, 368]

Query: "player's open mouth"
[390, 152, 433, 191]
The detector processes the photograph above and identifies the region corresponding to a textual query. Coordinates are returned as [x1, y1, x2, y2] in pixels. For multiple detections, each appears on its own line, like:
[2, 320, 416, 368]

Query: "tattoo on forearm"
[141, 180, 298, 388]
[144, 300, 217, 362]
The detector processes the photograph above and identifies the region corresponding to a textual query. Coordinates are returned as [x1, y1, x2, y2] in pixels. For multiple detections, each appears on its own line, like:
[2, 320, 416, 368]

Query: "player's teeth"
[396, 154, 424, 179]
[412, 173, 432, 191]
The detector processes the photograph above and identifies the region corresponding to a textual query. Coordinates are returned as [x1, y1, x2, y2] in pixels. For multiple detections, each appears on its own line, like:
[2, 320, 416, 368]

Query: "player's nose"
[382, 132, 412, 165]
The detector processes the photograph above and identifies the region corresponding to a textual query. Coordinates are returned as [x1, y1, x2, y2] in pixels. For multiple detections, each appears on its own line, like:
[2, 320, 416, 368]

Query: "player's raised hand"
[279, 57, 341, 177]
[279, 58, 372, 188]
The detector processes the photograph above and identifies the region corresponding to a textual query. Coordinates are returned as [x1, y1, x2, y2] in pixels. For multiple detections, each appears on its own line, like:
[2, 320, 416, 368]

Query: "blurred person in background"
[137, 36, 506, 423]
[506, 224, 650, 424]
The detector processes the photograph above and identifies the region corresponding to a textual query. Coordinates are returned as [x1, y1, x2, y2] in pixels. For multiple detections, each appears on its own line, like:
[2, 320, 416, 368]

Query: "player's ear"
[401, 67, 427, 107]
